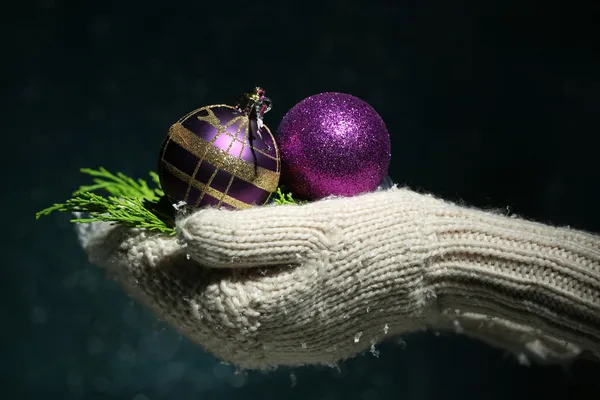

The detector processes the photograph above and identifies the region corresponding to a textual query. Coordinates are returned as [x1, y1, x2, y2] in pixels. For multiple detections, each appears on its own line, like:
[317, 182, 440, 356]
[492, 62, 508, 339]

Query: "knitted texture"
[77, 187, 600, 370]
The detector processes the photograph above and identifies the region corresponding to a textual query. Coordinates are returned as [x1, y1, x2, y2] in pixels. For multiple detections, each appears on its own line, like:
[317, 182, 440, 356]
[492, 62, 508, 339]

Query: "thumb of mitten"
[176, 176, 397, 270]
[176, 203, 334, 269]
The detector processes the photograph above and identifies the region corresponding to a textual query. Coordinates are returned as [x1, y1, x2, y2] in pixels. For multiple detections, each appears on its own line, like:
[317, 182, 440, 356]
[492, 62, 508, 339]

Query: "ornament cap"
[236, 87, 272, 125]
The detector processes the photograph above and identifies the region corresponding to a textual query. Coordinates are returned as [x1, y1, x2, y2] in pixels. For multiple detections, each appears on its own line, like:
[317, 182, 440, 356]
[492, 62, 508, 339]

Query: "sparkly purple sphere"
[277, 93, 391, 200]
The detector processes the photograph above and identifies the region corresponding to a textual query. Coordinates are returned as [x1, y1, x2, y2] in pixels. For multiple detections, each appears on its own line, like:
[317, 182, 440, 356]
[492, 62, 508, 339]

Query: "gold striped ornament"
[157, 88, 280, 210]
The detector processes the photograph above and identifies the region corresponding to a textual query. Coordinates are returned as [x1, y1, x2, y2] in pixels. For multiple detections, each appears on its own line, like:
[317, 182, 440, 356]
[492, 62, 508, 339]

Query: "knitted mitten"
[77, 187, 600, 370]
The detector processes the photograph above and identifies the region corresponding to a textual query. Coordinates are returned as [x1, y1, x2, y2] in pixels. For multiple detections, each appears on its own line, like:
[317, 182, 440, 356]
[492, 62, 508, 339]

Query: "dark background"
[4, 0, 600, 398]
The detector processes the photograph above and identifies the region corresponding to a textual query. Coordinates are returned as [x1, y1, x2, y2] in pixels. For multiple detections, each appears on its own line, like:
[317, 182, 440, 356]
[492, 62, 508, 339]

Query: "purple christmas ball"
[158, 105, 280, 210]
[277, 93, 391, 200]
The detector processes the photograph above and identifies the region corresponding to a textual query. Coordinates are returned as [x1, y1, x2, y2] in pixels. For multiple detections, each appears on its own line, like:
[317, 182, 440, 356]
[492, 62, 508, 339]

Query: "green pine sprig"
[36, 168, 176, 235]
[272, 187, 307, 205]
[74, 167, 164, 200]
[36, 167, 306, 236]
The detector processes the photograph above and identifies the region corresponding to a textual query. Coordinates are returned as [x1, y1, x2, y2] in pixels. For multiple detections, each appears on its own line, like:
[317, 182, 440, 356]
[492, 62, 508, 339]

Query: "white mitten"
[76, 186, 600, 370]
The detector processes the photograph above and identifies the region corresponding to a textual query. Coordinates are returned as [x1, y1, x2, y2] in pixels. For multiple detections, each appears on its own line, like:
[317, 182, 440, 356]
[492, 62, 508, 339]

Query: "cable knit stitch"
[77, 186, 600, 369]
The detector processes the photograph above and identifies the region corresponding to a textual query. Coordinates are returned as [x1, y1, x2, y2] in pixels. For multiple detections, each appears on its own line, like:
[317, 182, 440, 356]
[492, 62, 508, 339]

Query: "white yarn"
[76, 187, 600, 370]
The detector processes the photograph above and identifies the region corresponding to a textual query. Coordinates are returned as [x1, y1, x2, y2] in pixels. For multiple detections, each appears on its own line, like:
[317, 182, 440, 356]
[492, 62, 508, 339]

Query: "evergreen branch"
[36, 167, 175, 235]
[36, 191, 175, 235]
[37, 167, 306, 236]
[149, 171, 165, 197]
[75, 167, 159, 200]
[272, 187, 306, 205]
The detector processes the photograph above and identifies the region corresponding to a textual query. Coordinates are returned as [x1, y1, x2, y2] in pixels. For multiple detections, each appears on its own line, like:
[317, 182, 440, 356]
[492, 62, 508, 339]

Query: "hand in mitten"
[77, 186, 600, 370]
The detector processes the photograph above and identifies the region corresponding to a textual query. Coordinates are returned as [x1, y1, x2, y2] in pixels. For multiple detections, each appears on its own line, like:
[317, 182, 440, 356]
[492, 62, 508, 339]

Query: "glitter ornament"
[277, 92, 391, 200]
[158, 88, 280, 210]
